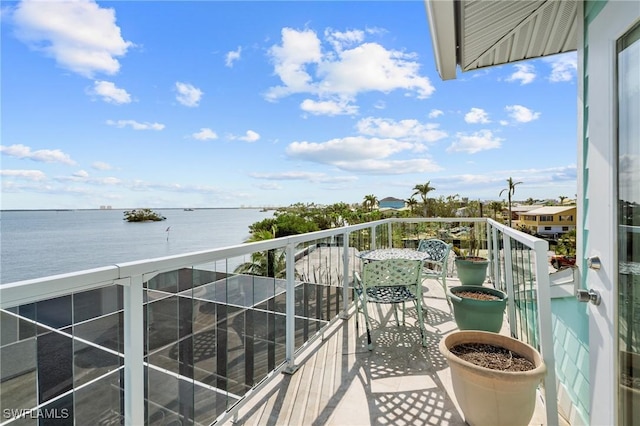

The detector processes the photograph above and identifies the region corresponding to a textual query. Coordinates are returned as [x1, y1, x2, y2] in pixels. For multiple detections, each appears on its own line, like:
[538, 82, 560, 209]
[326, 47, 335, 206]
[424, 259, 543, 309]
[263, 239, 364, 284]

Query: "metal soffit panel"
[458, 0, 578, 72]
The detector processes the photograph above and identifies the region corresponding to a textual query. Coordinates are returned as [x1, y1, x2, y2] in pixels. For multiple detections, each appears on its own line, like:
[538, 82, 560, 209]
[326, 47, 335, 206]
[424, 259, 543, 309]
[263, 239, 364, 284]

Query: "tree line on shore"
[246, 178, 573, 241]
[235, 178, 575, 277]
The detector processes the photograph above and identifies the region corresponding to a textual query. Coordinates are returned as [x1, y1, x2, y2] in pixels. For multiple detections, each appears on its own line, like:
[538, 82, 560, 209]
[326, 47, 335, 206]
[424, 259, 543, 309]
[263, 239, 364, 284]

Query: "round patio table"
[357, 248, 431, 261]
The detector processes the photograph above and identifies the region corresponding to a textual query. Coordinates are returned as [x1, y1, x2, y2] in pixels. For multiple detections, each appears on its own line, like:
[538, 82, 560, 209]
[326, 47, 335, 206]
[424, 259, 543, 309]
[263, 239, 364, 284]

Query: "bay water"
[0, 208, 272, 284]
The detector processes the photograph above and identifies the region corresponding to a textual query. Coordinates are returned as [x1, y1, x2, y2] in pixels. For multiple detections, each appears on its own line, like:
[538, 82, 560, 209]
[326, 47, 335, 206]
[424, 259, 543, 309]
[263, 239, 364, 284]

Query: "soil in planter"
[459, 257, 486, 262]
[457, 291, 500, 301]
[450, 343, 535, 372]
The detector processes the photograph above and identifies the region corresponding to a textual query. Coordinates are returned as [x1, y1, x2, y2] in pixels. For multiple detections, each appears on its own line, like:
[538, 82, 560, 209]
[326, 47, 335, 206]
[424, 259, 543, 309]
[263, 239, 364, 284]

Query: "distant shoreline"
[0, 207, 278, 212]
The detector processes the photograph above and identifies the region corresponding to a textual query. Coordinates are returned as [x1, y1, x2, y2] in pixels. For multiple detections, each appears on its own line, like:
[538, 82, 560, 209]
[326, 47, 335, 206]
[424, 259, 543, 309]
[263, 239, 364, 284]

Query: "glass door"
[617, 21, 640, 426]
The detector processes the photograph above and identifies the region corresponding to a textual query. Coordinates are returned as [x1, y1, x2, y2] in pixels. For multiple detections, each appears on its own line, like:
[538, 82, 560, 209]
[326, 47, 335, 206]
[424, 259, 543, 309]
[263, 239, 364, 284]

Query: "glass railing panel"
[509, 239, 540, 349]
[74, 369, 122, 425]
[0, 310, 38, 419]
[0, 283, 125, 425]
[349, 228, 372, 252]
[39, 392, 74, 424]
[146, 366, 182, 425]
[73, 315, 123, 388]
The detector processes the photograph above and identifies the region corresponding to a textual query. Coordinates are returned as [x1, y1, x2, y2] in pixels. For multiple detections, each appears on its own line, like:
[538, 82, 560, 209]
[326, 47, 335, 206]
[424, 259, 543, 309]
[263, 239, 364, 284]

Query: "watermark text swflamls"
[3, 408, 70, 420]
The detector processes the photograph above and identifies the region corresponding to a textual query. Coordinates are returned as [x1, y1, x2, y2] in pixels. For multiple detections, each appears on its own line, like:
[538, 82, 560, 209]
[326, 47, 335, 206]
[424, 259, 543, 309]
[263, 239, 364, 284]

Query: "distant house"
[378, 197, 406, 210]
[517, 206, 577, 236]
[504, 205, 542, 222]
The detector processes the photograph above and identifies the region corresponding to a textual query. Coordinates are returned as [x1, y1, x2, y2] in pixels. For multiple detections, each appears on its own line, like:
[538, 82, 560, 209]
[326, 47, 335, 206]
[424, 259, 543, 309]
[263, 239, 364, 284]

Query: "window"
[559, 215, 574, 221]
[540, 215, 554, 222]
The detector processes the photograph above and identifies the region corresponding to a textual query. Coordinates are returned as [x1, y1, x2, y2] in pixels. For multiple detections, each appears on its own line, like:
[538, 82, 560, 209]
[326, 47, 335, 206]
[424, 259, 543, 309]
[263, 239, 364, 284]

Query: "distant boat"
[184, 208, 194, 211]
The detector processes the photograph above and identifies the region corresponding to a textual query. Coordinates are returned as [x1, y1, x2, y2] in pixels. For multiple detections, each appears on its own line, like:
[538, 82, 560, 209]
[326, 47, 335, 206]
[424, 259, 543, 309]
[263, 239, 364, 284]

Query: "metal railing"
[0, 217, 558, 426]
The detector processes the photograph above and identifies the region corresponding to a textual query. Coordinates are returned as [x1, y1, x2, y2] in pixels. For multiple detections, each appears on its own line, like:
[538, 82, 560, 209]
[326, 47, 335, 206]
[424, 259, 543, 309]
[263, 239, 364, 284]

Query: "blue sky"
[0, 1, 578, 210]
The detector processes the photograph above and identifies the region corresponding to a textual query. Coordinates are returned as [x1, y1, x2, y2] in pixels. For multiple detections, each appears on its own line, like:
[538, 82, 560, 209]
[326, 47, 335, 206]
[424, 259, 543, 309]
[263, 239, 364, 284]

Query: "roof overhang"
[425, 0, 578, 80]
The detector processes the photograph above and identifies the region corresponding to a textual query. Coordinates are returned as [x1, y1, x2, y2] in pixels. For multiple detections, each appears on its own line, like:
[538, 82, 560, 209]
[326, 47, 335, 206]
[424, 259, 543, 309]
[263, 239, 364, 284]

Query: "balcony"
[0, 218, 573, 425]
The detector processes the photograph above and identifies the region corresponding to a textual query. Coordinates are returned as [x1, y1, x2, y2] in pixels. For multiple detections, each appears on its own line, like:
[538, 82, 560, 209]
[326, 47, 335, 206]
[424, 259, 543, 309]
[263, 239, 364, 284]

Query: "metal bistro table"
[357, 248, 431, 262]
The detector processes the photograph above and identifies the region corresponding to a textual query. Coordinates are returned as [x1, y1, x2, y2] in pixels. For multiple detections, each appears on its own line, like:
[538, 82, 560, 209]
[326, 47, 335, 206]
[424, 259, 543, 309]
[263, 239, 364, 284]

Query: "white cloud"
[356, 117, 447, 143]
[428, 109, 443, 119]
[106, 119, 165, 130]
[238, 130, 260, 142]
[73, 170, 89, 178]
[506, 64, 536, 85]
[505, 105, 541, 123]
[373, 100, 386, 110]
[12, 0, 132, 78]
[251, 171, 328, 181]
[90, 80, 131, 104]
[464, 108, 490, 124]
[300, 98, 358, 116]
[317, 42, 434, 98]
[287, 136, 413, 164]
[257, 182, 283, 190]
[192, 128, 218, 141]
[250, 171, 358, 183]
[266, 28, 322, 99]
[335, 158, 441, 175]
[324, 28, 365, 52]
[92, 161, 112, 170]
[1, 144, 76, 165]
[544, 53, 577, 82]
[447, 130, 503, 154]
[265, 27, 434, 104]
[175, 82, 203, 107]
[0, 169, 47, 181]
[225, 46, 242, 67]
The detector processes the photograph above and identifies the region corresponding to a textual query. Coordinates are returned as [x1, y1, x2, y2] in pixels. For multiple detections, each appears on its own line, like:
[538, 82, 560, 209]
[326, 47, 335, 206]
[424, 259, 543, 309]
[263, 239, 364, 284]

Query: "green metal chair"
[354, 258, 426, 350]
[417, 238, 453, 308]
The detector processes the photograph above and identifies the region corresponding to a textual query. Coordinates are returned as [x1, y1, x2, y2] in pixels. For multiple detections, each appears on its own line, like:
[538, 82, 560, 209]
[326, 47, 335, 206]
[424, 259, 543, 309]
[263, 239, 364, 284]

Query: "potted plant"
[454, 255, 489, 286]
[439, 330, 547, 426]
[453, 228, 489, 285]
[447, 285, 507, 333]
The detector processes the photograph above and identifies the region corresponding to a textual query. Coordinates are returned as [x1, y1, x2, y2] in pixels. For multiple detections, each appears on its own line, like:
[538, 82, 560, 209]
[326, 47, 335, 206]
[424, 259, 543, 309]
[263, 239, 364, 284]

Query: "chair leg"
[392, 304, 401, 326]
[360, 300, 374, 351]
[415, 300, 427, 347]
[442, 276, 452, 309]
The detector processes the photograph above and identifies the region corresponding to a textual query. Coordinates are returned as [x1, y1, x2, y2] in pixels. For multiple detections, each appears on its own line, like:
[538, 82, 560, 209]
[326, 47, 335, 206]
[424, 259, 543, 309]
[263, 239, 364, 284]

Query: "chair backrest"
[361, 258, 423, 289]
[417, 238, 452, 262]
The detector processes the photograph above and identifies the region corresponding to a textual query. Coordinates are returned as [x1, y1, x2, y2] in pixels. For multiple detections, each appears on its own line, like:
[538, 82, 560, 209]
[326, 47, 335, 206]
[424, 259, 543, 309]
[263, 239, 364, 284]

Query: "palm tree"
[363, 194, 378, 212]
[406, 197, 419, 215]
[558, 195, 567, 205]
[412, 181, 436, 217]
[236, 227, 285, 278]
[499, 177, 523, 228]
[489, 201, 504, 220]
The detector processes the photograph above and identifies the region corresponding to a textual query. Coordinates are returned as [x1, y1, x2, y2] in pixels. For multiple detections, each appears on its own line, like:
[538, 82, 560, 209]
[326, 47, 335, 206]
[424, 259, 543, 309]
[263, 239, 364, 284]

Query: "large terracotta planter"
[447, 286, 507, 333]
[454, 256, 489, 286]
[439, 330, 547, 426]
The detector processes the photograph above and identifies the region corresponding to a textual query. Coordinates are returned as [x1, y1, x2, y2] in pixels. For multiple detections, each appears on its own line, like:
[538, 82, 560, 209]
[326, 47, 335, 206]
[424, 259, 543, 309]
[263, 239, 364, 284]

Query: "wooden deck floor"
[222, 277, 558, 426]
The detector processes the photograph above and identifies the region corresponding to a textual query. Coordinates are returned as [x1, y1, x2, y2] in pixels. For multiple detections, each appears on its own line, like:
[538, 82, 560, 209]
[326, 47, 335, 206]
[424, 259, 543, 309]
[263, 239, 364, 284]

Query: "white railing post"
[387, 222, 393, 247]
[502, 234, 517, 337]
[284, 243, 299, 374]
[371, 224, 377, 250]
[485, 221, 493, 283]
[340, 231, 351, 319]
[123, 275, 144, 426]
[491, 226, 501, 289]
[533, 239, 559, 426]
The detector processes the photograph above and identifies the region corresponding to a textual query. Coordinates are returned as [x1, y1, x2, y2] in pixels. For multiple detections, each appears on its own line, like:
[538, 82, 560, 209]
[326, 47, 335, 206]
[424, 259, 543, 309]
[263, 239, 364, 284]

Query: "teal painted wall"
[567, 1, 607, 423]
[552, 297, 590, 424]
